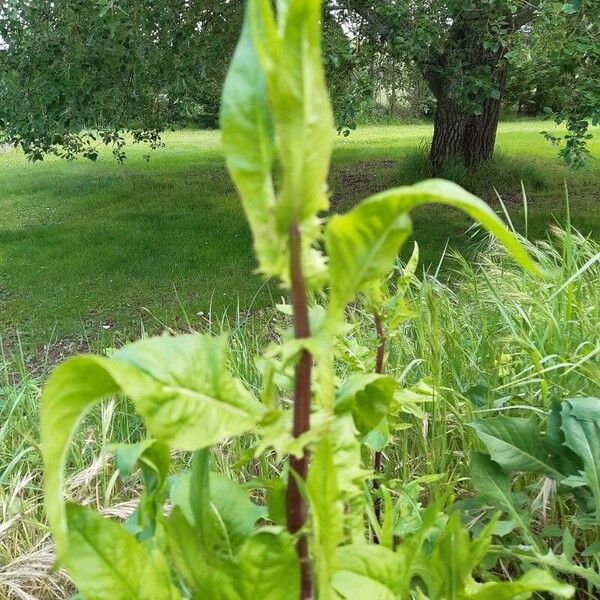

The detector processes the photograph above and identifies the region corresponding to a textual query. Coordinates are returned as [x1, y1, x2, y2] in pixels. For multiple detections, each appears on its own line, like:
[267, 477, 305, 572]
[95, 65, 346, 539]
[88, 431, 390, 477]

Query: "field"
[1, 120, 599, 347]
[2, 121, 600, 599]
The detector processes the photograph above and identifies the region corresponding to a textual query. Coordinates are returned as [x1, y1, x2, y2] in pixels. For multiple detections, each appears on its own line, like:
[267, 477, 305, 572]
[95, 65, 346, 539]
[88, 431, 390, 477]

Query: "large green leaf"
[332, 544, 406, 600]
[63, 504, 180, 600]
[112, 335, 264, 446]
[42, 334, 262, 556]
[561, 398, 600, 517]
[335, 374, 397, 436]
[327, 179, 539, 314]
[471, 416, 565, 479]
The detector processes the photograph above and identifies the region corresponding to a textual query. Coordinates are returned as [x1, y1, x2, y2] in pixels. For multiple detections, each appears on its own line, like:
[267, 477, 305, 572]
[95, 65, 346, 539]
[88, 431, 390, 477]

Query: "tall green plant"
[41, 1, 574, 599]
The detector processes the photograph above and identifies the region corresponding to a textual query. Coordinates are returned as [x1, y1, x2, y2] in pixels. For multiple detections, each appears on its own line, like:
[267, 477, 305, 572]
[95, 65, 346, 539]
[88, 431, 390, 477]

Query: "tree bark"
[427, 58, 507, 173]
[429, 96, 468, 173]
[463, 66, 507, 168]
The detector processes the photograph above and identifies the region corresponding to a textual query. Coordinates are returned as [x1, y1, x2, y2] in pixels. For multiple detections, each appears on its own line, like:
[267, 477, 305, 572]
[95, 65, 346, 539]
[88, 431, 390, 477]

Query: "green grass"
[1, 120, 599, 345]
[2, 224, 599, 599]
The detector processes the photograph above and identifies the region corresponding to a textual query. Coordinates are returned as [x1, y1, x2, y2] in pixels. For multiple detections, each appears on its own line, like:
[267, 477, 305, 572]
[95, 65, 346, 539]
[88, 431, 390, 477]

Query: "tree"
[342, 0, 598, 171]
[0, 0, 243, 161]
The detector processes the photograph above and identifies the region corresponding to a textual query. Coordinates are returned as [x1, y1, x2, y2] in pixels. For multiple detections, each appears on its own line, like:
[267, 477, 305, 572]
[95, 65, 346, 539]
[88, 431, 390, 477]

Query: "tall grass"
[1, 221, 599, 598]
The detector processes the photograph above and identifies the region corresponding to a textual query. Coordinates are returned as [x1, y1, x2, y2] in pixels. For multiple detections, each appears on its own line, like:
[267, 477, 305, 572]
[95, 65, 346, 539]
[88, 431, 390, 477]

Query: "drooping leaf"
[326, 195, 413, 314]
[467, 569, 574, 599]
[327, 179, 539, 314]
[41, 334, 262, 557]
[63, 504, 180, 600]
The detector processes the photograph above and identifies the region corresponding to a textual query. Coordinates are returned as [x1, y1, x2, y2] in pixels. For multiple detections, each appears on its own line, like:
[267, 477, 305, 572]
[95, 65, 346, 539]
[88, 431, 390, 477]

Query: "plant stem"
[286, 222, 312, 600]
[373, 312, 385, 536]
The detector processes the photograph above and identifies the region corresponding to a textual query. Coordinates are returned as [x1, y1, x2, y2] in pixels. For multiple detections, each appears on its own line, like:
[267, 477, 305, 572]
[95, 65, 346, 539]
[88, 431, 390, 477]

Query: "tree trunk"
[428, 62, 507, 173]
[462, 97, 501, 168]
[429, 97, 467, 173]
[463, 66, 507, 168]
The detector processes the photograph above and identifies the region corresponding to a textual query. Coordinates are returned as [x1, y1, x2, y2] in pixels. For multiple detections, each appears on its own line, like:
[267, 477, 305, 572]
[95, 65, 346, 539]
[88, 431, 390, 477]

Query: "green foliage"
[0, 0, 244, 160]
[471, 398, 600, 588]
[39, 2, 581, 598]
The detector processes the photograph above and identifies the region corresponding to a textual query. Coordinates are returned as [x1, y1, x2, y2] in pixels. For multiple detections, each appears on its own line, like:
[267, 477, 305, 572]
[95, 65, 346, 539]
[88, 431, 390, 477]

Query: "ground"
[1, 120, 599, 347]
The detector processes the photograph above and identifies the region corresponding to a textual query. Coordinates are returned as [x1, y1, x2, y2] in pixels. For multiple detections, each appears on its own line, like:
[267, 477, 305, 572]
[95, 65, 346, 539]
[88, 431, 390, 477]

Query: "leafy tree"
[343, 0, 598, 171]
[0, 0, 243, 161]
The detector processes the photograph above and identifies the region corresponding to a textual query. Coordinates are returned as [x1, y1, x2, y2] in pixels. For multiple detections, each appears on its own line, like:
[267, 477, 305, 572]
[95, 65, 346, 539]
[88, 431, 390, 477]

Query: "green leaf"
[332, 544, 406, 600]
[266, 0, 334, 231]
[335, 374, 397, 436]
[166, 507, 242, 599]
[63, 504, 180, 600]
[471, 416, 565, 479]
[221, 3, 283, 281]
[111, 335, 265, 447]
[327, 179, 539, 314]
[238, 530, 300, 599]
[468, 569, 574, 599]
[170, 455, 264, 555]
[561, 398, 600, 517]
[41, 334, 262, 557]
[326, 193, 413, 314]
[363, 418, 389, 453]
[115, 439, 170, 482]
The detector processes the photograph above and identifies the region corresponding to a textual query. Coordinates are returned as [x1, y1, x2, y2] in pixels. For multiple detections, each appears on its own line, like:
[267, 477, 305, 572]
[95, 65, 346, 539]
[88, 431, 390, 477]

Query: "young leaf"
[221, 3, 284, 280]
[306, 435, 344, 598]
[267, 0, 334, 231]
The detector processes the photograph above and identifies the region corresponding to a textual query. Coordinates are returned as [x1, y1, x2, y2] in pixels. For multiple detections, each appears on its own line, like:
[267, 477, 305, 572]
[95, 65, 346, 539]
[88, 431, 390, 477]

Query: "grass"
[1, 120, 599, 346]
[2, 223, 599, 598]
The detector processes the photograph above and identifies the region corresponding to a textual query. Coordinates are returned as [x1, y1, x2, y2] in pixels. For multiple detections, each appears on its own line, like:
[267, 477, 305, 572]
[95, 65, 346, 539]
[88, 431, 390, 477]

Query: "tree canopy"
[0, 0, 597, 168]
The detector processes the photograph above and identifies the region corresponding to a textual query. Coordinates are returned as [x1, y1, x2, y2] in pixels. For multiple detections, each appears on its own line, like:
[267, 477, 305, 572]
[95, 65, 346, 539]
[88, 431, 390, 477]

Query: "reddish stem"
[286, 222, 312, 599]
[373, 313, 385, 537]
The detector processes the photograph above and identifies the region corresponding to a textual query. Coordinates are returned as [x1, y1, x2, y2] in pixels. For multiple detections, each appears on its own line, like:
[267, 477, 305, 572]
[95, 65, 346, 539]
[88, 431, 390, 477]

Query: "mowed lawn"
[1, 120, 599, 345]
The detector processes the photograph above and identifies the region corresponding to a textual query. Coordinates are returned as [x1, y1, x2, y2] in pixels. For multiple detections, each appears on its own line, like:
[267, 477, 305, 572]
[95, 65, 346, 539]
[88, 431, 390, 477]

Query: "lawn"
[1, 120, 599, 346]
